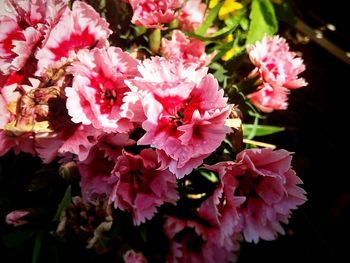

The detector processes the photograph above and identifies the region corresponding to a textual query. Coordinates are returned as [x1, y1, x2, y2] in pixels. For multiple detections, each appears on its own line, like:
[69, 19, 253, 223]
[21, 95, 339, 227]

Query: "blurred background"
[239, 0, 350, 262]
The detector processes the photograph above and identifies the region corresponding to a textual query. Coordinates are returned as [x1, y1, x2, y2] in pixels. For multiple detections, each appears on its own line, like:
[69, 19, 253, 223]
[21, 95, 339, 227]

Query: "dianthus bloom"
[247, 82, 289, 112]
[161, 30, 215, 67]
[128, 0, 183, 28]
[0, 0, 67, 74]
[123, 250, 147, 263]
[109, 149, 178, 225]
[35, 1, 111, 74]
[65, 47, 139, 133]
[211, 148, 307, 243]
[246, 35, 307, 112]
[247, 35, 307, 89]
[178, 0, 207, 32]
[164, 214, 240, 263]
[77, 133, 133, 201]
[125, 57, 232, 178]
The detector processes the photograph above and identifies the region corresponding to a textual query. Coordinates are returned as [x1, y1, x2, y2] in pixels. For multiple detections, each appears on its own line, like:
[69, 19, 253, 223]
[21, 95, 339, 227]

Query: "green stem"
[149, 29, 161, 54]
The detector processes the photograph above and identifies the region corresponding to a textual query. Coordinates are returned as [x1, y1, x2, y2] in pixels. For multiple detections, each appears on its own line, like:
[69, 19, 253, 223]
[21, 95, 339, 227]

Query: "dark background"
[239, 0, 350, 262]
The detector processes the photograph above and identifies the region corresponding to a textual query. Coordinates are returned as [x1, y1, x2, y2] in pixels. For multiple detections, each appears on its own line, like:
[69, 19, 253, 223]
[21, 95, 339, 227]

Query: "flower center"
[96, 83, 118, 114]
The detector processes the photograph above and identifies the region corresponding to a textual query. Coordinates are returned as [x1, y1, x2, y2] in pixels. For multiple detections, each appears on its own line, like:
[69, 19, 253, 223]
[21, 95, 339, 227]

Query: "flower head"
[178, 0, 207, 31]
[164, 215, 240, 263]
[129, 0, 183, 28]
[109, 149, 178, 225]
[123, 250, 147, 263]
[214, 148, 307, 243]
[125, 57, 232, 178]
[161, 30, 215, 67]
[66, 47, 139, 133]
[247, 35, 307, 89]
[247, 82, 289, 112]
[0, 0, 67, 75]
[36, 1, 111, 74]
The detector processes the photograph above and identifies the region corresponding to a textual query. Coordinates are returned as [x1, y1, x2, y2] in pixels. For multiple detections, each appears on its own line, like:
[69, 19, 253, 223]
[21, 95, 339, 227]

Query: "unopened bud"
[59, 161, 79, 182]
[5, 210, 29, 227]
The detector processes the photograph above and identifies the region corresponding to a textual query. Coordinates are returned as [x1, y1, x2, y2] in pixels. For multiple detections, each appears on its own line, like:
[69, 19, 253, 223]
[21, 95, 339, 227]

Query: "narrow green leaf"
[53, 185, 71, 222]
[243, 124, 284, 137]
[196, 2, 223, 36]
[246, 0, 278, 44]
[199, 170, 218, 183]
[32, 231, 44, 263]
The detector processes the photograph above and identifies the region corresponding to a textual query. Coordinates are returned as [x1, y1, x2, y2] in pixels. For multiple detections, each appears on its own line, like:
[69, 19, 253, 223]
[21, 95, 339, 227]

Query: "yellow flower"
[221, 46, 240, 61]
[224, 34, 234, 43]
[209, 0, 243, 20]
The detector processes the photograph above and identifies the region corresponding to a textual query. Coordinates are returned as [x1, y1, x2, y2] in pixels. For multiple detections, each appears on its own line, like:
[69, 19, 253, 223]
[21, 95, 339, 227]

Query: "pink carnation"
[201, 165, 246, 243]
[65, 47, 139, 133]
[125, 57, 232, 178]
[129, 0, 183, 28]
[36, 1, 111, 74]
[247, 35, 307, 89]
[178, 0, 207, 32]
[213, 148, 307, 243]
[0, 0, 67, 75]
[109, 149, 178, 225]
[78, 133, 133, 201]
[58, 124, 102, 161]
[161, 30, 215, 67]
[247, 82, 289, 112]
[123, 250, 147, 263]
[164, 215, 240, 263]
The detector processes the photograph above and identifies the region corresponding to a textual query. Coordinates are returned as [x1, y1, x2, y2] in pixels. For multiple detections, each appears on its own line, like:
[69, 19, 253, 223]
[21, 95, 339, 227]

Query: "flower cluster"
[1, 0, 307, 262]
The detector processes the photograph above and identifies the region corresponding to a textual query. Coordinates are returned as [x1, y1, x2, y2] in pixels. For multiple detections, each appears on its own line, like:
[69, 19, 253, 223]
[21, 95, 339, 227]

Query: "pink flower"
[129, 0, 183, 28]
[77, 133, 133, 201]
[109, 149, 178, 225]
[125, 57, 231, 178]
[5, 210, 29, 227]
[65, 47, 139, 133]
[58, 124, 102, 161]
[178, 0, 207, 32]
[36, 1, 111, 74]
[0, 0, 67, 75]
[214, 148, 307, 243]
[201, 165, 246, 243]
[247, 35, 307, 89]
[123, 250, 147, 263]
[247, 82, 289, 112]
[161, 30, 215, 67]
[164, 216, 240, 263]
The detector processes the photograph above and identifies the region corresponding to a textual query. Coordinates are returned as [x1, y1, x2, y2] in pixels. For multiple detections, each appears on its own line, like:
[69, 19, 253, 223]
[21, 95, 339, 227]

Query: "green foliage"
[246, 0, 278, 43]
[53, 185, 71, 222]
[243, 124, 285, 138]
[196, 1, 223, 36]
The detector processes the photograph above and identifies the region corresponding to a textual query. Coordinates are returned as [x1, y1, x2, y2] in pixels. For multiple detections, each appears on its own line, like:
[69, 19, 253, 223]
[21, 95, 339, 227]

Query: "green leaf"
[243, 124, 284, 137]
[199, 170, 218, 183]
[53, 185, 71, 222]
[32, 231, 44, 263]
[246, 0, 278, 44]
[195, 1, 223, 36]
[209, 62, 228, 82]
